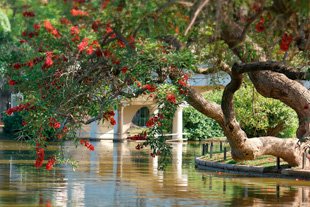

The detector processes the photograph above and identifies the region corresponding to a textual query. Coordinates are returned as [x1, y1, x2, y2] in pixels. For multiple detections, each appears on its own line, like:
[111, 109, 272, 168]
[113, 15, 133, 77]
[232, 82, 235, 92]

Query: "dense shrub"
[1, 112, 22, 134]
[183, 107, 224, 140]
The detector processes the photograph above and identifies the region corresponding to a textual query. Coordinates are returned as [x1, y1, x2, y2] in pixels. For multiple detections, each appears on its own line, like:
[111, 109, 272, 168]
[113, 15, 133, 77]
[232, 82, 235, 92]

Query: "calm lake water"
[0, 139, 309, 207]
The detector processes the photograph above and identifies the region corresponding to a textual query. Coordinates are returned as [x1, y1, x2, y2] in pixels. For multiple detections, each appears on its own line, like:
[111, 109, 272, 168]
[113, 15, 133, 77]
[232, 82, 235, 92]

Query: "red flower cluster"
[42, 52, 53, 70]
[8, 79, 16, 86]
[33, 23, 41, 30]
[146, 114, 164, 128]
[101, 0, 110, 9]
[49, 117, 61, 129]
[21, 30, 39, 39]
[121, 66, 128, 74]
[178, 74, 189, 87]
[77, 38, 99, 55]
[92, 20, 101, 32]
[46, 157, 56, 170]
[127, 131, 147, 140]
[71, 9, 89, 17]
[280, 33, 293, 51]
[70, 26, 80, 35]
[60, 17, 71, 25]
[255, 17, 265, 32]
[166, 93, 177, 104]
[34, 147, 45, 168]
[117, 40, 126, 48]
[22, 11, 35, 17]
[13, 63, 22, 70]
[43, 20, 61, 38]
[80, 139, 95, 151]
[6, 102, 32, 115]
[103, 110, 116, 125]
[143, 84, 156, 92]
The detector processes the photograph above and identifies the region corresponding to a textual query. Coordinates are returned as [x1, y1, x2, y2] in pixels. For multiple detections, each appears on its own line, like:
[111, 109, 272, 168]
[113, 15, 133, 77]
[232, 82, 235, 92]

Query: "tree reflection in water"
[0, 140, 309, 206]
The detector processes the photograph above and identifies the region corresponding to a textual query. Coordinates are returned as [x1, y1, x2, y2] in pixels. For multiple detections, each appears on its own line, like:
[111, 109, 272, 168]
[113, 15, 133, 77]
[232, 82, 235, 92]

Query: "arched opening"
[132, 107, 150, 127]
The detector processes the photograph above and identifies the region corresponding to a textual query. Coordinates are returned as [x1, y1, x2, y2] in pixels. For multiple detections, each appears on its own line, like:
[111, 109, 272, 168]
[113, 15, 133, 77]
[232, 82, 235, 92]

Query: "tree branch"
[233, 61, 310, 80]
[184, 0, 209, 35]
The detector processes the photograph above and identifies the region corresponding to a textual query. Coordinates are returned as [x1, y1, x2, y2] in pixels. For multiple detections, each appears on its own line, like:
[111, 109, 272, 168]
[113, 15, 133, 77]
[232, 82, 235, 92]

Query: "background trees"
[1, 0, 309, 169]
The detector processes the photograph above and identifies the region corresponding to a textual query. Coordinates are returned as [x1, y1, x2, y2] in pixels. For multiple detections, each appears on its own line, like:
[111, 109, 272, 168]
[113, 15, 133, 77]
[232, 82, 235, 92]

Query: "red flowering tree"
[2, 0, 310, 169]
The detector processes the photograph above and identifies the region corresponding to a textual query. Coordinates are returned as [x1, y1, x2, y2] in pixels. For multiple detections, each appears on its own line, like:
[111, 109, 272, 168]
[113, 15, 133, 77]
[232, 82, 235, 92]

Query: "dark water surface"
[0, 140, 309, 207]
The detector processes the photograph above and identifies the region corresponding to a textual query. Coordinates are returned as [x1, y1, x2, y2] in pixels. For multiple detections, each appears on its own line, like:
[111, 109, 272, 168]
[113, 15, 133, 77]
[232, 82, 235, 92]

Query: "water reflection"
[0, 140, 309, 206]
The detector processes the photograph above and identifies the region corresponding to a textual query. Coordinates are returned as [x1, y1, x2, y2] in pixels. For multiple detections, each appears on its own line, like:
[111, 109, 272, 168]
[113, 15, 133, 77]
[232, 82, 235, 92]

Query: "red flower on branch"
[42, 52, 53, 70]
[80, 139, 95, 151]
[8, 79, 16, 86]
[143, 84, 156, 92]
[13, 63, 21, 70]
[22, 11, 35, 17]
[255, 17, 265, 32]
[78, 38, 89, 52]
[34, 147, 45, 168]
[166, 93, 177, 104]
[70, 26, 80, 35]
[101, 0, 110, 9]
[43, 20, 61, 38]
[46, 157, 56, 170]
[92, 20, 101, 32]
[60, 17, 71, 25]
[280, 33, 293, 51]
[33, 23, 41, 31]
[71, 9, 89, 17]
[121, 66, 128, 74]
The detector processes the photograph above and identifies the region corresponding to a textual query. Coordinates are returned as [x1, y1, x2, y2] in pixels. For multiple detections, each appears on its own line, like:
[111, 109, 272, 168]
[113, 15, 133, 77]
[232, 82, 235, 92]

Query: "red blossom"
[34, 147, 45, 168]
[103, 50, 112, 58]
[13, 63, 21, 70]
[70, 9, 89, 17]
[146, 119, 155, 128]
[101, 0, 110, 9]
[86, 45, 94, 55]
[280, 33, 293, 51]
[22, 121, 27, 126]
[143, 84, 156, 92]
[95, 49, 103, 57]
[22, 11, 35, 17]
[166, 93, 177, 104]
[80, 139, 95, 151]
[70, 26, 80, 35]
[60, 17, 71, 25]
[121, 66, 128, 74]
[19, 39, 27, 44]
[53, 122, 61, 129]
[255, 17, 265, 32]
[43, 20, 61, 38]
[42, 52, 53, 69]
[117, 40, 126, 48]
[106, 23, 113, 33]
[92, 20, 101, 32]
[8, 79, 16, 86]
[78, 38, 89, 52]
[27, 60, 34, 68]
[72, 35, 80, 42]
[110, 117, 116, 125]
[127, 132, 147, 140]
[33, 23, 41, 30]
[46, 157, 56, 170]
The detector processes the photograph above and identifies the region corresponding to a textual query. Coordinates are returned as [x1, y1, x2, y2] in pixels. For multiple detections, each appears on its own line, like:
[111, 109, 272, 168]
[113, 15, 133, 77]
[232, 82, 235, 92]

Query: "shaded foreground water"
[0, 140, 310, 207]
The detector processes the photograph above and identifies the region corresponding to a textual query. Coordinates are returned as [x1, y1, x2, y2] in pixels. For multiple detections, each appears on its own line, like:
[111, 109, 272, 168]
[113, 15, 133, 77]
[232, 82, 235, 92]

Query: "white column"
[172, 106, 183, 141]
[113, 104, 124, 142]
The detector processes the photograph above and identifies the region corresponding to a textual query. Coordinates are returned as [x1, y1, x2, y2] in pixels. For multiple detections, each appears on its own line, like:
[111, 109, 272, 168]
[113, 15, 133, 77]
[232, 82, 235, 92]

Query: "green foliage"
[1, 112, 22, 134]
[0, 10, 11, 34]
[234, 84, 298, 138]
[183, 107, 224, 140]
[206, 85, 298, 138]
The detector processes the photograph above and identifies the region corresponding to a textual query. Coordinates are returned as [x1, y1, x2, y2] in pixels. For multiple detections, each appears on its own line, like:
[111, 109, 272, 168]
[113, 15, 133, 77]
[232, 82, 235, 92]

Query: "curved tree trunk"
[181, 9, 310, 167]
